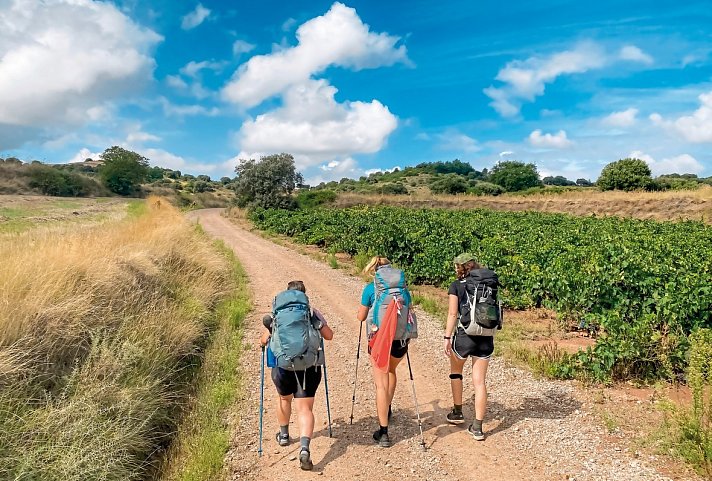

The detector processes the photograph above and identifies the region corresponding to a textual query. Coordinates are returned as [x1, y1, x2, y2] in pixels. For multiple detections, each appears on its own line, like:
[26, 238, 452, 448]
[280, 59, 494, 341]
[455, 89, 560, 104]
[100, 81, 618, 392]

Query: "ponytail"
[362, 256, 391, 276]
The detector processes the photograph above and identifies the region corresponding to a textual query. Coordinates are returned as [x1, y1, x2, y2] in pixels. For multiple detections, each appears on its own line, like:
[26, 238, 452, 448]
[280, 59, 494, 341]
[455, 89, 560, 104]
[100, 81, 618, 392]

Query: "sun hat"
[453, 252, 476, 264]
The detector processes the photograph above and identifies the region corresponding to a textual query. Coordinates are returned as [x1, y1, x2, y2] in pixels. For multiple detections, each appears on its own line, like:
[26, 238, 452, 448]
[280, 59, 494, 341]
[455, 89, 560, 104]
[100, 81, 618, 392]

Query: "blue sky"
[1, 0, 711, 183]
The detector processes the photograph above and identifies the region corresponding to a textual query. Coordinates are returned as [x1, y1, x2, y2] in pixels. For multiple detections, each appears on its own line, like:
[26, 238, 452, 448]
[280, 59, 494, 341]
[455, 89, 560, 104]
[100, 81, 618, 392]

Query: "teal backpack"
[269, 290, 323, 371]
[368, 265, 418, 340]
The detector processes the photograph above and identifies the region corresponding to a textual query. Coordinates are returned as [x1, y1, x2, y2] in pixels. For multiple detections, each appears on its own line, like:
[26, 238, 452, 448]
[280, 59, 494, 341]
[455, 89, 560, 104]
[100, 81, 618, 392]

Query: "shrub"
[597, 158, 653, 191]
[654, 176, 701, 191]
[377, 183, 408, 195]
[429, 174, 469, 194]
[27, 164, 101, 197]
[192, 180, 212, 193]
[469, 181, 505, 196]
[488, 161, 542, 192]
[664, 328, 712, 477]
[296, 190, 337, 209]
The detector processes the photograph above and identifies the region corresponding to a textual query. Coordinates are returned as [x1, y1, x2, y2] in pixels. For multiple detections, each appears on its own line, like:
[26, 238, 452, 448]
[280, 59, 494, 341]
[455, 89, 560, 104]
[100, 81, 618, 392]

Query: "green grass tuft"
[161, 240, 251, 481]
[126, 200, 148, 218]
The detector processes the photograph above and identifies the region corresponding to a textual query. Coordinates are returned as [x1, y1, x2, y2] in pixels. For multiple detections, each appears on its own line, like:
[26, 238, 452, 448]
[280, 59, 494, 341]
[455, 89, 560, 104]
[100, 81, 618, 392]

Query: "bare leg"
[372, 364, 390, 427]
[294, 397, 316, 438]
[449, 355, 466, 406]
[276, 394, 293, 427]
[387, 355, 404, 407]
[472, 357, 490, 421]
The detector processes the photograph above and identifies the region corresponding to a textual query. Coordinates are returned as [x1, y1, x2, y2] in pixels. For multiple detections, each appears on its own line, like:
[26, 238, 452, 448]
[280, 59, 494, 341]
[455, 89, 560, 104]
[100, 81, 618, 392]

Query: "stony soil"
[190, 208, 700, 481]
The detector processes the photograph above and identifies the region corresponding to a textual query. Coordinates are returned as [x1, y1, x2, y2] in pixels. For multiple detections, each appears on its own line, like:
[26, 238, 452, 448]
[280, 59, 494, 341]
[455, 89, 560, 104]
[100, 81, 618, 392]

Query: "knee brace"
[449, 373, 463, 380]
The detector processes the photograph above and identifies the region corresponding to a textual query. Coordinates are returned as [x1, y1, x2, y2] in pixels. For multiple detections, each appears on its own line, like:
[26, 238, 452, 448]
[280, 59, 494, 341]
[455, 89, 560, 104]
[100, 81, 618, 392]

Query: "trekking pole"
[349, 322, 364, 425]
[258, 345, 265, 457]
[321, 338, 333, 438]
[406, 351, 426, 449]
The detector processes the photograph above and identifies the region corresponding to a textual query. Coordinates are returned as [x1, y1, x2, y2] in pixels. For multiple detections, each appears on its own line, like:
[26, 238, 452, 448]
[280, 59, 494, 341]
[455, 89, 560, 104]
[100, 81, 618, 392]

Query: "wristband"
[443, 336, 451, 339]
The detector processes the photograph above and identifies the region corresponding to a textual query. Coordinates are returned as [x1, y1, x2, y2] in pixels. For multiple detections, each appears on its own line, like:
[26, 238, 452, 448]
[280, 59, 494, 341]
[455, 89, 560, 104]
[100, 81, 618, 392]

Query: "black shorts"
[271, 366, 322, 398]
[452, 328, 494, 360]
[368, 339, 409, 359]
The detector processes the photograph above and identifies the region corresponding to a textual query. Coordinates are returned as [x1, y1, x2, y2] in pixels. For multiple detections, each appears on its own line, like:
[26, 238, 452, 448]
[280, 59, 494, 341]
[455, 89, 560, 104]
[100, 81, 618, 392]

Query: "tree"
[543, 175, 575, 186]
[576, 178, 593, 187]
[488, 161, 542, 192]
[597, 158, 653, 191]
[234, 153, 303, 209]
[99, 146, 149, 195]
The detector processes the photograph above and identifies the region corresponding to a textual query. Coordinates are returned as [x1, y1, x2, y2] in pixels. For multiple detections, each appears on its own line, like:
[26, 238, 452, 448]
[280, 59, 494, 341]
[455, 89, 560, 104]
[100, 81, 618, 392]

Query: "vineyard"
[251, 206, 712, 381]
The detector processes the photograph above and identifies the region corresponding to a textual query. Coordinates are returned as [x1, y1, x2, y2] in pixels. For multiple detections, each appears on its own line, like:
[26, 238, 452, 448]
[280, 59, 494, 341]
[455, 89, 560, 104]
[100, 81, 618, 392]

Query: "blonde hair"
[362, 256, 390, 276]
[455, 259, 481, 279]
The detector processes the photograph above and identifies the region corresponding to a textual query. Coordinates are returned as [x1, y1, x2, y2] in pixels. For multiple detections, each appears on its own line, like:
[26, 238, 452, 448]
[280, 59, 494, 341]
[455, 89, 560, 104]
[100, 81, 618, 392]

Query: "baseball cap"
[453, 252, 476, 264]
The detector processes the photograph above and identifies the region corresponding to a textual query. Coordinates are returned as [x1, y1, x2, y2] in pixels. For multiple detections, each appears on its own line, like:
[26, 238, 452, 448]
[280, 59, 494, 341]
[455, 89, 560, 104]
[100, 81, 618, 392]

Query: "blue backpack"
[269, 290, 323, 371]
[368, 265, 418, 340]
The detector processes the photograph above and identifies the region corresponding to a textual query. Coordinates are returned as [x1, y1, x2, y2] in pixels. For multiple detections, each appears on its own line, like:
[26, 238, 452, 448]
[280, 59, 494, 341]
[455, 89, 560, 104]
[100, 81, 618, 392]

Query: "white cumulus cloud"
[528, 129, 573, 148]
[181, 3, 211, 30]
[602, 108, 639, 128]
[0, 0, 161, 128]
[221, 2, 408, 107]
[629, 150, 704, 176]
[484, 42, 607, 117]
[67, 148, 103, 164]
[232, 40, 256, 56]
[159, 97, 220, 117]
[619, 45, 653, 65]
[650, 91, 712, 143]
[436, 131, 480, 153]
[237, 79, 397, 164]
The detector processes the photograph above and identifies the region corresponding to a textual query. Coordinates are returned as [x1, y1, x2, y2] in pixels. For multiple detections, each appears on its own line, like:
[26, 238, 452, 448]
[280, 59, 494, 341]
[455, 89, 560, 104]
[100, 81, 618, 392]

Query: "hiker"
[356, 256, 418, 448]
[260, 280, 333, 470]
[443, 253, 502, 441]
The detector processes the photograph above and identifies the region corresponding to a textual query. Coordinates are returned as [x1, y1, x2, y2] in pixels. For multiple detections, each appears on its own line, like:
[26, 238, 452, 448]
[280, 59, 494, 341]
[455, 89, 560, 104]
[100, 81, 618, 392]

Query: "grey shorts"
[452, 328, 494, 360]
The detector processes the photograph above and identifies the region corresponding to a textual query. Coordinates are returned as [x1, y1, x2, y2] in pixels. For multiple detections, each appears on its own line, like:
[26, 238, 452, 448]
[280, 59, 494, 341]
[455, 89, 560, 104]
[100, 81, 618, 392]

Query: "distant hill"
[309, 160, 711, 197]
[0, 157, 235, 208]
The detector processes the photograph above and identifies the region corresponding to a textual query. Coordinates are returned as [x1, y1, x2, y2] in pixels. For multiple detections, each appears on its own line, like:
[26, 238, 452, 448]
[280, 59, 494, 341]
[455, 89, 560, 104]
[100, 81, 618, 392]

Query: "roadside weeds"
[159, 239, 251, 481]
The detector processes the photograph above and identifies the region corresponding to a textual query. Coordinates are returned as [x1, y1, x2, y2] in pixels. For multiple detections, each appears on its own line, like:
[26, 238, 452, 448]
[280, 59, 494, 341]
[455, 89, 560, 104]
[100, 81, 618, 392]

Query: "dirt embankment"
[334, 188, 712, 223]
[191, 208, 700, 481]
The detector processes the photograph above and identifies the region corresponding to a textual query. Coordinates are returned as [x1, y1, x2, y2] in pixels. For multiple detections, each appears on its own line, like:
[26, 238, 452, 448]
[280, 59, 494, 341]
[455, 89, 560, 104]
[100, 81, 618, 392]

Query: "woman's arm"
[443, 294, 459, 357]
[312, 308, 334, 340]
[356, 305, 369, 322]
[320, 324, 334, 341]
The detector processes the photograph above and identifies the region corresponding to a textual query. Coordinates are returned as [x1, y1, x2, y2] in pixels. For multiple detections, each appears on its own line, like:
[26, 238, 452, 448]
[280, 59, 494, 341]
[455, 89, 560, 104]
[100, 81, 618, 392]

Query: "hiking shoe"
[467, 423, 485, 441]
[373, 429, 392, 448]
[275, 432, 289, 447]
[446, 409, 465, 425]
[299, 449, 313, 471]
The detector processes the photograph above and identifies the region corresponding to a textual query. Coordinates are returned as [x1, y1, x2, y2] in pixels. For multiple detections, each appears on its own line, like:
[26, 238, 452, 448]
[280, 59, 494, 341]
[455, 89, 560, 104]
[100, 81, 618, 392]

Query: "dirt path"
[190, 209, 689, 481]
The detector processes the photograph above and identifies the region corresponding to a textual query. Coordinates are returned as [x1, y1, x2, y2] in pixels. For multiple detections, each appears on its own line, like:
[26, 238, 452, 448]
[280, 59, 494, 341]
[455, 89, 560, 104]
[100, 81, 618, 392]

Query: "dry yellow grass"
[0, 196, 232, 481]
[335, 186, 712, 223]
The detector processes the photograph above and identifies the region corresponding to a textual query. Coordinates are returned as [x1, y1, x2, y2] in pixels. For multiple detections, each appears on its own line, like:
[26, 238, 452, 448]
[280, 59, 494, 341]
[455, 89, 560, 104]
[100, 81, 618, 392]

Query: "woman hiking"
[356, 256, 417, 448]
[443, 253, 501, 441]
[260, 280, 334, 470]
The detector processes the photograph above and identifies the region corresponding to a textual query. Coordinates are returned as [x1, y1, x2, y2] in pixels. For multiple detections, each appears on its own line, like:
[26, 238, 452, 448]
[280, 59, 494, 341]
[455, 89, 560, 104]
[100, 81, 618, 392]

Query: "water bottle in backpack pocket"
[266, 345, 277, 368]
[460, 268, 502, 336]
[269, 289, 323, 371]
